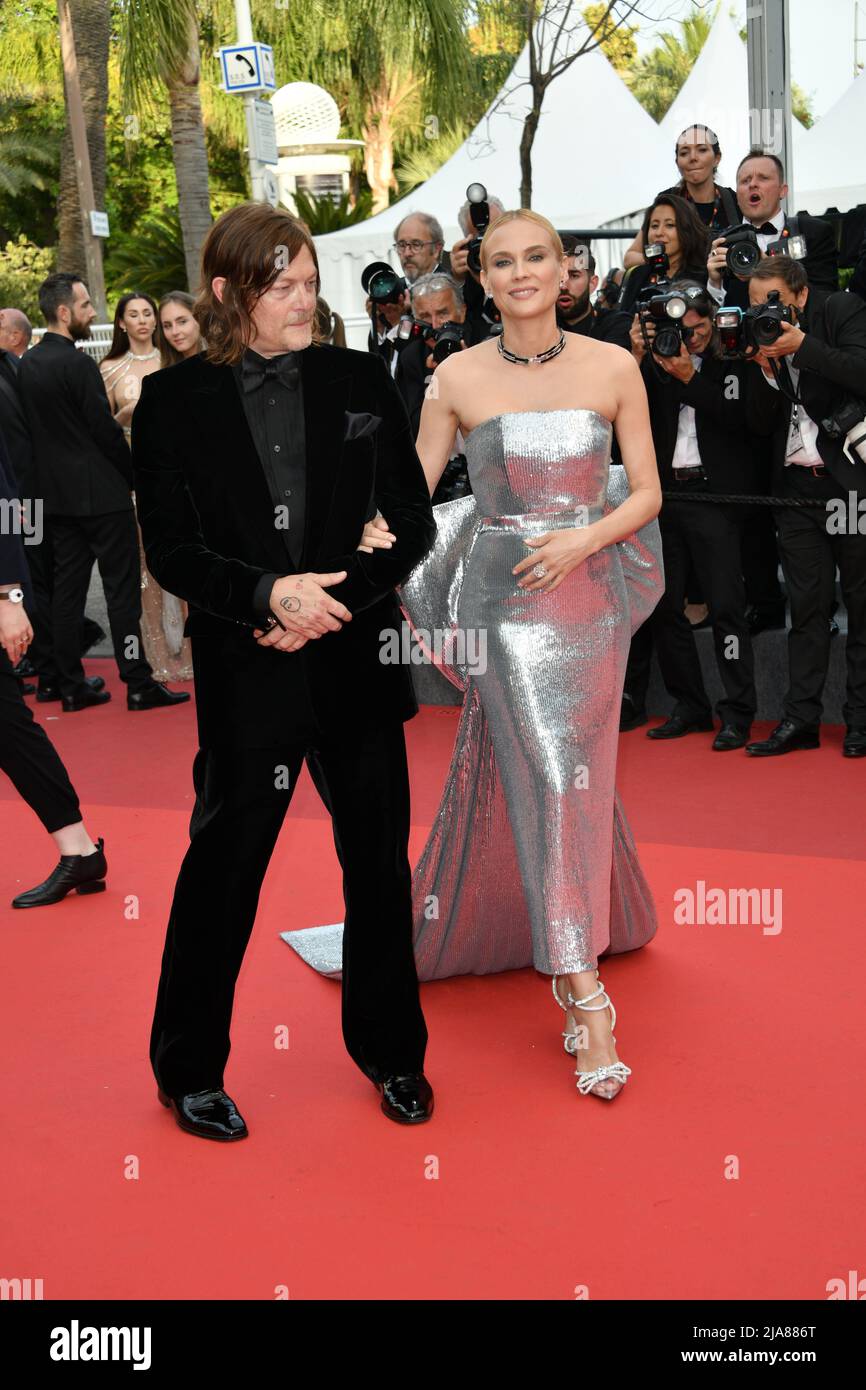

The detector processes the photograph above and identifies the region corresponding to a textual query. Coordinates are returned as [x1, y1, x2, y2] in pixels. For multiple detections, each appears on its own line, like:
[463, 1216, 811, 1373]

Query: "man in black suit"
[556, 242, 632, 349]
[0, 423, 107, 907]
[742, 257, 866, 758]
[706, 151, 839, 309]
[131, 202, 437, 1141]
[705, 151, 838, 638]
[16, 274, 186, 712]
[626, 282, 764, 750]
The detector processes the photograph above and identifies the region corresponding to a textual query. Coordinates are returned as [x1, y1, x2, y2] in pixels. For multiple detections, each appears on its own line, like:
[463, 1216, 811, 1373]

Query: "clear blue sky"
[633, 0, 862, 119]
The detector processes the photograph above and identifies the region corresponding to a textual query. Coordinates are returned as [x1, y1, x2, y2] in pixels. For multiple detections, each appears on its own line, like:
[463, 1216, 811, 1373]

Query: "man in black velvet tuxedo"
[131, 202, 437, 1140]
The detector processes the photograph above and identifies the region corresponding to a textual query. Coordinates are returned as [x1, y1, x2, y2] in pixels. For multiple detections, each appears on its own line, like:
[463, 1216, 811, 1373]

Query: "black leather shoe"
[12, 837, 106, 907]
[843, 726, 866, 758]
[40, 675, 105, 703]
[14, 656, 36, 677]
[372, 1072, 434, 1124]
[619, 695, 647, 731]
[712, 723, 752, 751]
[18, 680, 36, 694]
[127, 681, 190, 711]
[157, 1086, 248, 1141]
[746, 607, 786, 636]
[61, 684, 111, 712]
[647, 714, 714, 740]
[746, 720, 820, 756]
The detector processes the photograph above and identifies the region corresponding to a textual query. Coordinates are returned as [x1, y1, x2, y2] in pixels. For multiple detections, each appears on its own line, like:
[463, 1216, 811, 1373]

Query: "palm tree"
[0, 96, 56, 197]
[627, 5, 715, 122]
[57, 0, 111, 276]
[118, 0, 212, 292]
[245, 0, 473, 214]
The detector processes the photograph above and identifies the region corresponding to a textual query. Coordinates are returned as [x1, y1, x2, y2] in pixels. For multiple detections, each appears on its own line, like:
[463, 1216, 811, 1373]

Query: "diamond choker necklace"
[497, 329, 566, 366]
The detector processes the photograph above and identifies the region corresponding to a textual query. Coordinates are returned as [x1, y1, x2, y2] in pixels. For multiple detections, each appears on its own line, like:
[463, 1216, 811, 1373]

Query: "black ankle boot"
[12, 837, 107, 908]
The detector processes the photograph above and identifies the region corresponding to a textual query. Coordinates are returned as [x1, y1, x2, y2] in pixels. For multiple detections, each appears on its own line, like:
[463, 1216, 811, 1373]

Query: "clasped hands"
[356, 510, 599, 600]
[252, 513, 398, 652]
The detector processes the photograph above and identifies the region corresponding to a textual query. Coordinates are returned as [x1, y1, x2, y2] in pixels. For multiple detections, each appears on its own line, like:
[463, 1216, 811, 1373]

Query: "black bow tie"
[241, 353, 299, 393]
[754, 222, 781, 236]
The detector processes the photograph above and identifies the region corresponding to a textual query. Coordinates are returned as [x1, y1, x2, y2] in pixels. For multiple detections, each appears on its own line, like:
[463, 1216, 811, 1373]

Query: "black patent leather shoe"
[41, 675, 105, 703]
[712, 723, 752, 751]
[157, 1086, 248, 1141]
[61, 683, 111, 712]
[12, 837, 106, 907]
[372, 1072, 434, 1124]
[647, 714, 714, 740]
[619, 695, 647, 731]
[127, 681, 190, 711]
[746, 720, 820, 756]
[843, 726, 866, 758]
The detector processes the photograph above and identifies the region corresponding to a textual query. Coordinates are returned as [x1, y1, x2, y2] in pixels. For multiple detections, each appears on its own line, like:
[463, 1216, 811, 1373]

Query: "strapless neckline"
[463, 407, 613, 445]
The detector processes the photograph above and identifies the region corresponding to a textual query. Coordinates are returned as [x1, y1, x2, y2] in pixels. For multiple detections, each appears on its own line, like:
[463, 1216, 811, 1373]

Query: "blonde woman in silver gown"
[284, 209, 664, 1101]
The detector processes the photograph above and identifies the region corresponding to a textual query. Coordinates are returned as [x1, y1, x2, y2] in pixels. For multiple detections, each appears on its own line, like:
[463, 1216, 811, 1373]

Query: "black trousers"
[50, 510, 152, 699]
[150, 717, 428, 1098]
[775, 467, 866, 726]
[0, 648, 81, 832]
[22, 522, 57, 685]
[741, 502, 786, 621]
[629, 492, 756, 725]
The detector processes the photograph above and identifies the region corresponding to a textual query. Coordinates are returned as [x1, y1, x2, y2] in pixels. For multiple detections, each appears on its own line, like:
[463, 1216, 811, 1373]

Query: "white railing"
[29, 324, 114, 362]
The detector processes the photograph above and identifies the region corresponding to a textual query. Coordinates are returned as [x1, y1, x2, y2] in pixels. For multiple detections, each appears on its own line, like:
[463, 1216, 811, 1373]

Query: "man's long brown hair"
[194, 202, 323, 365]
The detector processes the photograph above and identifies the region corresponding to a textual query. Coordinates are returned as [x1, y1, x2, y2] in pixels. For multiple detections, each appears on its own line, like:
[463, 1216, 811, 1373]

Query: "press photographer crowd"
[1, 123, 866, 906]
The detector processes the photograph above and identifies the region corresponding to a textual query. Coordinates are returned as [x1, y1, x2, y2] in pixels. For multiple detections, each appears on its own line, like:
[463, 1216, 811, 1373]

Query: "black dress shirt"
[232, 347, 306, 625]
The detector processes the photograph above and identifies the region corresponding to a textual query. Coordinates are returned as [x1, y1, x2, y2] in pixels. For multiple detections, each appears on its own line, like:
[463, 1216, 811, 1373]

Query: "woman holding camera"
[619, 194, 710, 316]
[623, 124, 739, 270]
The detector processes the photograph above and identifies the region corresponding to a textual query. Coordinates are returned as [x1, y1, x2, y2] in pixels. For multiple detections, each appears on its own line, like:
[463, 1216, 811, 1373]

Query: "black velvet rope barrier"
[661, 491, 827, 507]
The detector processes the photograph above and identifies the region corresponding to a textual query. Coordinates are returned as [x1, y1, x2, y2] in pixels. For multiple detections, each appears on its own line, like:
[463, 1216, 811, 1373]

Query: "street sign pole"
[746, 0, 795, 209]
[234, 0, 265, 203]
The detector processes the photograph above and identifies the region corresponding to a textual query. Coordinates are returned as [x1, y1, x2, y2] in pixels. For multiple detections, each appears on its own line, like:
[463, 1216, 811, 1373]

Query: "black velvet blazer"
[131, 342, 436, 748]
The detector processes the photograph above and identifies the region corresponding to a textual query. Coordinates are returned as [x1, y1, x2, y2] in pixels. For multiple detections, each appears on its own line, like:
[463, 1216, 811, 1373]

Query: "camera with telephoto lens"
[639, 288, 690, 357]
[821, 401, 866, 467]
[361, 260, 407, 305]
[425, 319, 467, 363]
[465, 183, 490, 275]
[717, 290, 796, 357]
[716, 224, 762, 277]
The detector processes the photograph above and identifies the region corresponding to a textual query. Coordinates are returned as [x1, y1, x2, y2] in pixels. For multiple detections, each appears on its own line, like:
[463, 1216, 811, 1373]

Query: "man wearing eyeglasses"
[392, 214, 446, 283]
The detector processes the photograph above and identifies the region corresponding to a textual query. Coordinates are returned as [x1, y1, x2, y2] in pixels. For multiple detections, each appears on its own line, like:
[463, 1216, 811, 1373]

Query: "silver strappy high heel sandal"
[552, 972, 632, 1100]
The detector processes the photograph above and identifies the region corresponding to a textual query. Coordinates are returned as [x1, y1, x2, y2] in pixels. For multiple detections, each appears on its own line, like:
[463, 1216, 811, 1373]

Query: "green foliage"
[626, 4, 716, 121]
[292, 187, 374, 234]
[583, 2, 639, 72]
[791, 81, 814, 129]
[394, 124, 469, 195]
[103, 205, 187, 299]
[0, 235, 56, 320]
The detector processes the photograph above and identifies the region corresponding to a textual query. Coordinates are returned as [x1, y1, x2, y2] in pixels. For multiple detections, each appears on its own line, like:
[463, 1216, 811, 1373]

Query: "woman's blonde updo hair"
[479, 208, 564, 275]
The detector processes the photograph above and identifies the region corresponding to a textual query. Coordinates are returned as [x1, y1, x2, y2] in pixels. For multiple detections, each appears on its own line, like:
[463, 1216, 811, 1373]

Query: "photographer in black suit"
[132, 203, 437, 1140]
[743, 257, 866, 758]
[706, 152, 838, 311]
[626, 281, 761, 749]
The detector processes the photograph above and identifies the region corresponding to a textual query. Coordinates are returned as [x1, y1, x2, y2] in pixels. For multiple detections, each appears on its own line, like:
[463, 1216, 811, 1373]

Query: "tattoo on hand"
[280, 596, 302, 613]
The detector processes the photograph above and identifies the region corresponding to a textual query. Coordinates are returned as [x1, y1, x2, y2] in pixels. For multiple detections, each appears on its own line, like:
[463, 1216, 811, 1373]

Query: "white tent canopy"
[314, 39, 672, 343]
[793, 71, 866, 214]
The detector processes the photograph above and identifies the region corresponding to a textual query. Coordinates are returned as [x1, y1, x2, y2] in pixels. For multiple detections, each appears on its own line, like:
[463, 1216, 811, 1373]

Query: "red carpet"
[2, 658, 864, 1300]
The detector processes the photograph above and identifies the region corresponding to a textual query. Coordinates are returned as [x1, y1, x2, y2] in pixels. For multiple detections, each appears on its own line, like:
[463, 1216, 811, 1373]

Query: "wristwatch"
[0, 587, 24, 603]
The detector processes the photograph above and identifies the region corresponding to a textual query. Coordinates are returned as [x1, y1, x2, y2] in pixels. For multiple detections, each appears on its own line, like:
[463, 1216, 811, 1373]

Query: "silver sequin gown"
[282, 407, 664, 980]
